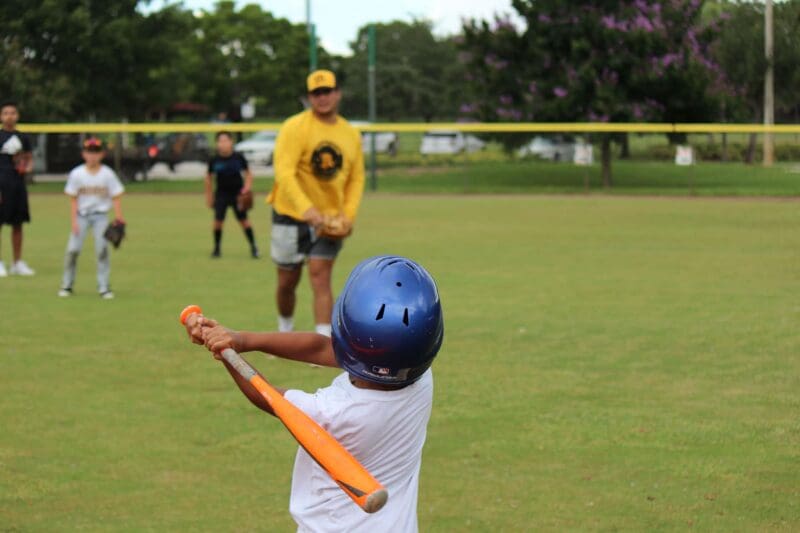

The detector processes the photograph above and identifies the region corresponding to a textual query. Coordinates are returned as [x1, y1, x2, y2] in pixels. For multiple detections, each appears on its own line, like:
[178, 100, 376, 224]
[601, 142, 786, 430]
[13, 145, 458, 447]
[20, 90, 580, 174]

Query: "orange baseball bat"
[179, 305, 388, 513]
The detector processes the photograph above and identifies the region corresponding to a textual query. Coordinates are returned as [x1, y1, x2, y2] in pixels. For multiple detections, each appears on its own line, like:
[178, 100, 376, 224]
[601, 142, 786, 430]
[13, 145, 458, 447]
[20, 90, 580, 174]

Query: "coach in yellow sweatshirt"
[267, 69, 365, 337]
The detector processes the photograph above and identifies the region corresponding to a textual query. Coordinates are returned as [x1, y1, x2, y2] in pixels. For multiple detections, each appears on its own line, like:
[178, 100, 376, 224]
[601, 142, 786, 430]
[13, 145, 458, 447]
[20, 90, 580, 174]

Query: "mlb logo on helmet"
[332, 255, 444, 387]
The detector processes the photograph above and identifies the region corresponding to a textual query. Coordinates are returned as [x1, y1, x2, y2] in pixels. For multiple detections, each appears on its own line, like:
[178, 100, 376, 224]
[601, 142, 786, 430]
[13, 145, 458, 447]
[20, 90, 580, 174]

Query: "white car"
[351, 121, 399, 155]
[517, 136, 576, 162]
[419, 130, 485, 155]
[235, 130, 278, 166]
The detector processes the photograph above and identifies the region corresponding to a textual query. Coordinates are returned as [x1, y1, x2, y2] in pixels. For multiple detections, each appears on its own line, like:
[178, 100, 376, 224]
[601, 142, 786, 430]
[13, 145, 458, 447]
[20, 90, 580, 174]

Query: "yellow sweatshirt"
[267, 110, 365, 222]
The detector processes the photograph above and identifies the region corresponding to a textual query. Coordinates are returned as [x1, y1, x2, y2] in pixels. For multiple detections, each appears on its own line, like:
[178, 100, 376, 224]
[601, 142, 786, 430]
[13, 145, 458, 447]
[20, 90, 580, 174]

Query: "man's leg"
[308, 258, 335, 336]
[276, 266, 302, 332]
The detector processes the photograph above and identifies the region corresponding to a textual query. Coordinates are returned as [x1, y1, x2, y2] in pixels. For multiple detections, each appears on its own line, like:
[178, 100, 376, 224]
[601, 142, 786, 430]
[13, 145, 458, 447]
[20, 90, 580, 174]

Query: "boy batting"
[182, 255, 444, 532]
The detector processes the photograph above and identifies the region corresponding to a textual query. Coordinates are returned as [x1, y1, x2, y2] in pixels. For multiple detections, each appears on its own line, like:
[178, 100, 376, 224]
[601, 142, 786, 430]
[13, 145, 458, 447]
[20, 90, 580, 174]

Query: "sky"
[145, 0, 519, 56]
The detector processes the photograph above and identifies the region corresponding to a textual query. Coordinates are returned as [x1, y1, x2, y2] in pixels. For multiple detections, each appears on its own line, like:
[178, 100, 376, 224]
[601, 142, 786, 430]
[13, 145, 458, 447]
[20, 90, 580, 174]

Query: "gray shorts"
[270, 211, 342, 269]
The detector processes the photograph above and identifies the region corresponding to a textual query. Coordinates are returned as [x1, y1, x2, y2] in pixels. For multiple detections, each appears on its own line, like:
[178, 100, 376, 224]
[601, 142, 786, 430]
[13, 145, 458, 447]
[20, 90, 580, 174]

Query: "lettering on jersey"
[213, 159, 242, 174]
[310, 142, 343, 180]
[77, 186, 110, 196]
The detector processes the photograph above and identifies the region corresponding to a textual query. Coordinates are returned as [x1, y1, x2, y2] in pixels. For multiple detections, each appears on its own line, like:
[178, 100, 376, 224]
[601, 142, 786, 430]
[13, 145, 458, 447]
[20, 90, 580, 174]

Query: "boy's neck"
[349, 375, 408, 391]
[2, 125, 15, 132]
[85, 162, 102, 173]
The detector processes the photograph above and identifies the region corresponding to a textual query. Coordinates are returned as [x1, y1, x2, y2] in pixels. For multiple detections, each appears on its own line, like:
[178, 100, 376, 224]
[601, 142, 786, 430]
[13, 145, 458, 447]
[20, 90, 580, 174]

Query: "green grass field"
[1, 191, 799, 531]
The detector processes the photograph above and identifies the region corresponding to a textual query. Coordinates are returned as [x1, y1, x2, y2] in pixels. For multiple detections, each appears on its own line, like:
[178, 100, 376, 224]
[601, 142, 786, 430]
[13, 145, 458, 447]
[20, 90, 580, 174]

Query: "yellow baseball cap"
[307, 69, 337, 92]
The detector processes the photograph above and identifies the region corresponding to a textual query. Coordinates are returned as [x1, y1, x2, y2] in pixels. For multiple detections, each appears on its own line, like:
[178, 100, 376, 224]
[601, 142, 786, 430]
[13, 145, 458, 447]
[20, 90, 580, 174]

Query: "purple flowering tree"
[460, 0, 724, 186]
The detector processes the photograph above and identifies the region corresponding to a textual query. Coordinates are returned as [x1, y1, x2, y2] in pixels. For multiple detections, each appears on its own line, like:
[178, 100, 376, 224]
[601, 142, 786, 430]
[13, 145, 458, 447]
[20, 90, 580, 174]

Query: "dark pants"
[214, 192, 247, 222]
[0, 177, 31, 225]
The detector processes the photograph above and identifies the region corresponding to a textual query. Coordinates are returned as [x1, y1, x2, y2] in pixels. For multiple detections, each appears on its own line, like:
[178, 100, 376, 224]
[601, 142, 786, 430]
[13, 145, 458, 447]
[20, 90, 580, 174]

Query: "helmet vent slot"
[396, 282, 402, 287]
[375, 304, 386, 320]
[403, 308, 409, 326]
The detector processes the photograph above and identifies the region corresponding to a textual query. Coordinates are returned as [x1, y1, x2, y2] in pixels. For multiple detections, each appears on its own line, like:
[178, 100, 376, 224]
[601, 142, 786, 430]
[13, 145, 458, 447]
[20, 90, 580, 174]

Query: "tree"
[1, 0, 149, 119]
[0, 36, 76, 121]
[341, 20, 465, 121]
[0, 0, 317, 121]
[711, 0, 800, 161]
[460, 1, 725, 186]
[185, 1, 316, 119]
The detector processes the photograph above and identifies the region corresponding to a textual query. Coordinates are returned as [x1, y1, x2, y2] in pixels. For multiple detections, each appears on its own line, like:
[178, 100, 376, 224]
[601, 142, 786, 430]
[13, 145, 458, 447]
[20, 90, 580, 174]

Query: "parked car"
[419, 130, 485, 155]
[235, 130, 278, 166]
[517, 136, 576, 162]
[31, 133, 161, 182]
[350, 121, 399, 156]
[151, 133, 211, 171]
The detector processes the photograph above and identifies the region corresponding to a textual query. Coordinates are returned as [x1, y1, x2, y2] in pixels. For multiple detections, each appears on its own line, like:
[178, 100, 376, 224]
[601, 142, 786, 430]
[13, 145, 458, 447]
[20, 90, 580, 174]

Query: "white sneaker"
[100, 291, 115, 300]
[0, 261, 7, 277]
[58, 288, 73, 297]
[10, 260, 35, 276]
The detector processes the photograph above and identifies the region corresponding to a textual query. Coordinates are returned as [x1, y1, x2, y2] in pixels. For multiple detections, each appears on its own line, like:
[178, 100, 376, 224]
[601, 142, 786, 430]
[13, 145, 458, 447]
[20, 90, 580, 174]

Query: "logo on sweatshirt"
[1, 135, 23, 155]
[310, 142, 342, 180]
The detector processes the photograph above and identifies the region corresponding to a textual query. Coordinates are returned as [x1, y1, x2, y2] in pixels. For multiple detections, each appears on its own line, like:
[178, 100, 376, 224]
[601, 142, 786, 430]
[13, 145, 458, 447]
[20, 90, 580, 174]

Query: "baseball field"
[1, 185, 799, 530]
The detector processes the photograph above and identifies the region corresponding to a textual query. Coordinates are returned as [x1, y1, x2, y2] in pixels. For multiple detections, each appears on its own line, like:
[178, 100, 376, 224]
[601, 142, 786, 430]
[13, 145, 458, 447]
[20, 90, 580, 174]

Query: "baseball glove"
[318, 214, 351, 240]
[237, 190, 253, 212]
[104, 220, 126, 249]
[13, 152, 32, 176]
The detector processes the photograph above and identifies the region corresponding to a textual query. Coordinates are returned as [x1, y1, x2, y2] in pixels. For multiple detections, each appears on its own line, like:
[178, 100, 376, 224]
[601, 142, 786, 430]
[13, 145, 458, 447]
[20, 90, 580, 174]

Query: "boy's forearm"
[238, 331, 338, 367]
[112, 197, 123, 220]
[221, 359, 283, 416]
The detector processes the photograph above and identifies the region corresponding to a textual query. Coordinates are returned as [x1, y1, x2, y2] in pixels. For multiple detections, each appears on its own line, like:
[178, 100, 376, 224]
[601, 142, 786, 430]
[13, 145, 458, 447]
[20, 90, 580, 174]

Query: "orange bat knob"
[179, 304, 203, 325]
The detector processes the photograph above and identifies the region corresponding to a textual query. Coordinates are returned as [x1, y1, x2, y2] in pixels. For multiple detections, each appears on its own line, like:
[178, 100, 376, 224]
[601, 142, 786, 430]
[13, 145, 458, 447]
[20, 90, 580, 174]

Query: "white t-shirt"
[64, 164, 124, 215]
[284, 369, 434, 533]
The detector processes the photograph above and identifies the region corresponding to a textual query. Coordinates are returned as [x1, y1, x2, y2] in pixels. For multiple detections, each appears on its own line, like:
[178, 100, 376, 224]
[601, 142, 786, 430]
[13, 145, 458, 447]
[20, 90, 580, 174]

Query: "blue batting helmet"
[331, 255, 444, 386]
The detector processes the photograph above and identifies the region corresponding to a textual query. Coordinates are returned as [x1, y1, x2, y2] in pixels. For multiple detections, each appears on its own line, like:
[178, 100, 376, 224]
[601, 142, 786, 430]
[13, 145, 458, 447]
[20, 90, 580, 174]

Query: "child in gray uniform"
[58, 137, 125, 299]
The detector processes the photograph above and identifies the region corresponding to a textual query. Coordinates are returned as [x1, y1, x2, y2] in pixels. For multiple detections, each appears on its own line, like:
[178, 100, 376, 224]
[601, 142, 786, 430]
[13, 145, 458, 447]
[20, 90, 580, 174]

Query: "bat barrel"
[364, 489, 388, 513]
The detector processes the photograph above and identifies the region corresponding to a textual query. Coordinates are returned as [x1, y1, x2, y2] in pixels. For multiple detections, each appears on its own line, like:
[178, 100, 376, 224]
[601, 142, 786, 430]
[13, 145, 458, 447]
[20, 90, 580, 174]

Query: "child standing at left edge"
[59, 137, 125, 299]
[205, 131, 259, 259]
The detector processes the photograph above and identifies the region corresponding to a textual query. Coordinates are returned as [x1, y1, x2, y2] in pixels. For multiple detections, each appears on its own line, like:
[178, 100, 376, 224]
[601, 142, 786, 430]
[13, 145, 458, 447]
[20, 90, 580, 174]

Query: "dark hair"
[215, 131, 233, 140]
[0, 100, 19, 112]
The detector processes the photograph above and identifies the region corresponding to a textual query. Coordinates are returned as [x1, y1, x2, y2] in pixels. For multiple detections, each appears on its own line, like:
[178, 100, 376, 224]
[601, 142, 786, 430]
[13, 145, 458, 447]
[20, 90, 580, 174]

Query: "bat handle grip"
[219, 348, 258, 380]
[179, 308, 251, 374]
